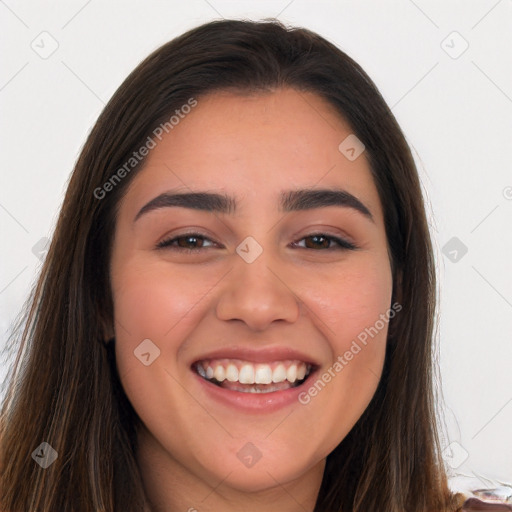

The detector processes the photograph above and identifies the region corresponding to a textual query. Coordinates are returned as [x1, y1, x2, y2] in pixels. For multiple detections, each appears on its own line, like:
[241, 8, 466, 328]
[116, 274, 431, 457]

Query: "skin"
[109, 88, 393, 512]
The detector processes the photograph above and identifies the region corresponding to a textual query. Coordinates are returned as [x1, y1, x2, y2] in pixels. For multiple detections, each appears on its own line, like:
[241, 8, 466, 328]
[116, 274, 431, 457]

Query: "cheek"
[111, 260, 218, 339]
[297, 255, 392, 415]
[300, 256, 392, 427]
[302, 256, 393, 346]
[109, 260, 220, 387]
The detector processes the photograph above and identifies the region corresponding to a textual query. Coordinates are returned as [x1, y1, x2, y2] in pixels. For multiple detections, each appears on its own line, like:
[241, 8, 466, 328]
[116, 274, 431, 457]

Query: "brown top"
[460, 487, 512, 511]
[462, 497, 512, 510]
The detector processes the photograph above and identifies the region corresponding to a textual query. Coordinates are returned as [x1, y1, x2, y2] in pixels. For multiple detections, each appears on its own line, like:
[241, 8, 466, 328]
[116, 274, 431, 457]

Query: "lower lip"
[192, 368, 317, 413]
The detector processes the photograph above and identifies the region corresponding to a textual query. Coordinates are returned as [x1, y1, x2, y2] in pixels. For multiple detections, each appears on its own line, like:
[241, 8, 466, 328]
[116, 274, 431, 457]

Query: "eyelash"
[156, 232, 358, 252]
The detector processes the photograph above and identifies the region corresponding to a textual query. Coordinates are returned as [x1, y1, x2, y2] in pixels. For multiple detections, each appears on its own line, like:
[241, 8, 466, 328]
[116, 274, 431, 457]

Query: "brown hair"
[1, 18, 463, 511]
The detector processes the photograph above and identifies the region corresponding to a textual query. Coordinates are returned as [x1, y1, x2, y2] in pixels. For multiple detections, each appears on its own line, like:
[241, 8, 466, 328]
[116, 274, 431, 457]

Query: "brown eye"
[156, 233, 216, 251]
[176, 235, 205, 249]
[155, 232, 357, 253]
[304, 235, 330, 249]
[293, 233, 357, 251]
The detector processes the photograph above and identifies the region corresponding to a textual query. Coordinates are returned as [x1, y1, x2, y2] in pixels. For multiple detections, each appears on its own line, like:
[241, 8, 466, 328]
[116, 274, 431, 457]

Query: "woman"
[0, 18, 506, 512]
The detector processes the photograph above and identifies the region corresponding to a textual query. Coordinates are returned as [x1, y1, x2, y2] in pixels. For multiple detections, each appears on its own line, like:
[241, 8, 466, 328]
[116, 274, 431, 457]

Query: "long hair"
[0, 19, 464, 511]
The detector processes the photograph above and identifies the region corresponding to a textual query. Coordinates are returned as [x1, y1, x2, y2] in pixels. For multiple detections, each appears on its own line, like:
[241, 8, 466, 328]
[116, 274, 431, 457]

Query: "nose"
[215, 252, 301, 331]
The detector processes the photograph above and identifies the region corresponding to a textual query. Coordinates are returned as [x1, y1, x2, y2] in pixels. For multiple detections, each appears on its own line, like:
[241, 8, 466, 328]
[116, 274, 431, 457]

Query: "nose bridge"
[215, 237, 300, 330]
[235, 243, 282, 289]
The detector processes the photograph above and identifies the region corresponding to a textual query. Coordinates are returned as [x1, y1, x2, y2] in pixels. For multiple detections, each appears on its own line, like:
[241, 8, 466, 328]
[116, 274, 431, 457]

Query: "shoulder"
[461, 497, 512, 510]
[448, 476, 512, 510]
[460, 487, 512, 511]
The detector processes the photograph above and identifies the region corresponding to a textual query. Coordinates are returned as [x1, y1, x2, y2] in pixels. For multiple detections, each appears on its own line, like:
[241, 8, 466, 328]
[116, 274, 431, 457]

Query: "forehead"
[121, 88, 383, 221]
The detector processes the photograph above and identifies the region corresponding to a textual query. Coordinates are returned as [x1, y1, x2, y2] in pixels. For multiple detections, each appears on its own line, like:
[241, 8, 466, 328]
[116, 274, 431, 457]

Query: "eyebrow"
[133, 188, 374, 223]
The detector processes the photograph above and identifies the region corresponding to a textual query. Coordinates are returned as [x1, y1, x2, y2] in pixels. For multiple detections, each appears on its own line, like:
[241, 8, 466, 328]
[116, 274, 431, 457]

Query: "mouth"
[192, 358, 316, 394]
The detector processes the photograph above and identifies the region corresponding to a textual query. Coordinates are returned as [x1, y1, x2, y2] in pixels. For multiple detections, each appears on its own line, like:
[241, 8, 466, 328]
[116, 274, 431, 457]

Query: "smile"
[193, 358, 313, 394]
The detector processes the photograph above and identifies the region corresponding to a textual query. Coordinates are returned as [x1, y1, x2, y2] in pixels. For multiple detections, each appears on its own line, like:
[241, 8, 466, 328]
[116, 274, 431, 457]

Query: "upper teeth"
[195, 359, 311, 384]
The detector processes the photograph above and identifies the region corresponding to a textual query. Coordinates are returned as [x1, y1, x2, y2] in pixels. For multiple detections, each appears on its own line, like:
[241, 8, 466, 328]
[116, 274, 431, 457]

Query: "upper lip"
[191, 346, 320, 367]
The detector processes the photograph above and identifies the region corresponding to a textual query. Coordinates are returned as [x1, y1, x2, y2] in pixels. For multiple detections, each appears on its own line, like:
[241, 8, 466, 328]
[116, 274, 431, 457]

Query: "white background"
[1, 0, 511, 490]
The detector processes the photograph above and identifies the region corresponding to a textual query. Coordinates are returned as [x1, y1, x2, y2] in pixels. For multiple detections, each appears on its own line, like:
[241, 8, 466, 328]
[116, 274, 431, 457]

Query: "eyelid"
[156, 231, 218, 250]
[155, 231, 358, 252]
[291, 233, 357, 251]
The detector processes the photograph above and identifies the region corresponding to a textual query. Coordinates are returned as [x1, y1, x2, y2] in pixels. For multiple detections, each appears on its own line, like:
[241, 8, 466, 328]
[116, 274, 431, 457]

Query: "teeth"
[254, 366, 272, 384]
[286, 365, 297, 383]
[213, 365, 226, 382]
[225, 364, 238, 382]
[227, 384, 289, 394]
[297, 364, 306, 380]
[195, 359, 311, 386]
[272, 364, 287, 383]
[239, 364, 255, 384]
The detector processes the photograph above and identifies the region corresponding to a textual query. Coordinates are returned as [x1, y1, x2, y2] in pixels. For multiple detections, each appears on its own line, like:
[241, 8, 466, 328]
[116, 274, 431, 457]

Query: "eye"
[156, 232, 217, 252]
[156, 232, 357, 253]
[292, 233, 357, 251]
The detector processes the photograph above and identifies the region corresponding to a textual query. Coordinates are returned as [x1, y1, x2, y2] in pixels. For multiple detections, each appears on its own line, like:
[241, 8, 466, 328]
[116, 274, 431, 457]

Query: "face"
[110, 88, 393, 498]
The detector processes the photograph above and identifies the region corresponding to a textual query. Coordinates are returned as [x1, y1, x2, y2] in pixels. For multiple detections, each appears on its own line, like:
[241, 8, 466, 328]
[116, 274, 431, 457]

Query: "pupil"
[307, 235, 328, 249]
[179, 236, 201, 248]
